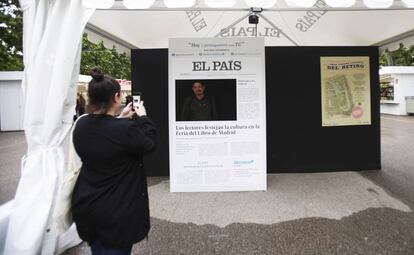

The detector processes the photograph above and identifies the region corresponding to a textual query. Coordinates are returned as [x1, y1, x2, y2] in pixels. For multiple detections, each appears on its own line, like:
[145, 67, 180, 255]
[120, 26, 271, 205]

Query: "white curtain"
[3, 0, 94, 254]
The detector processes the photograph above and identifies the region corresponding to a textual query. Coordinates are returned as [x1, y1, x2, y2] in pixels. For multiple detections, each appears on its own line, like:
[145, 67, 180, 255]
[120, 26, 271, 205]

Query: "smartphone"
[132, 92, 141, 110]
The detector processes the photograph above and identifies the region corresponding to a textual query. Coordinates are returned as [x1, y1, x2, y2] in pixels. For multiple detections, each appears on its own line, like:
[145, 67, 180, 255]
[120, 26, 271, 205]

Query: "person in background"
[181, 81, 218, 121]
[71, 67, 156, 255]
[78, 93, 86, 116]
[125, 95, 133, 106]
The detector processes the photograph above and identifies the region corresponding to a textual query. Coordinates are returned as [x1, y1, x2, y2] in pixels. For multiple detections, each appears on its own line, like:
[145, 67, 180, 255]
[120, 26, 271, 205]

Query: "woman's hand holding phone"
[119, 101, 147, 118]
[135, 101, 147, 117]
[118, 102, 135, 118]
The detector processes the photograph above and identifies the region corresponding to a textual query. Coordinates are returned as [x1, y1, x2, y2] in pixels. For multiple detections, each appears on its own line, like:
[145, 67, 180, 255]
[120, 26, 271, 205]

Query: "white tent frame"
[94, 0, 414, 49]
[104, 0, 414, 11]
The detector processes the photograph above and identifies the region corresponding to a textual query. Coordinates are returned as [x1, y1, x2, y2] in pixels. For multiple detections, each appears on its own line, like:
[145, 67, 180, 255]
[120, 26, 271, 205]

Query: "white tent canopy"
[87, 0, 414, 49]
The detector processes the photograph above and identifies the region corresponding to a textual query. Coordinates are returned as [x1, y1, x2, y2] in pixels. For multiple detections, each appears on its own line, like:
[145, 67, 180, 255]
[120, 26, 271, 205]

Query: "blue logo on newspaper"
[234, 160, 254, 165]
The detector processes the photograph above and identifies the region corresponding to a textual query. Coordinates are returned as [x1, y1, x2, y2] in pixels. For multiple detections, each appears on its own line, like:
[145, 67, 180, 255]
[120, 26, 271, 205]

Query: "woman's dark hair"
[87, 67, 121, 113]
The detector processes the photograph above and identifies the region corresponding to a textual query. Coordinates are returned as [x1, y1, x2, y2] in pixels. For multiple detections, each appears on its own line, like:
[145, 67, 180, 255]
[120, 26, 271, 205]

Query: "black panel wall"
[131, 49, 169, 176]
[265, 47, 380, 172]
[132, 47, 381, 176]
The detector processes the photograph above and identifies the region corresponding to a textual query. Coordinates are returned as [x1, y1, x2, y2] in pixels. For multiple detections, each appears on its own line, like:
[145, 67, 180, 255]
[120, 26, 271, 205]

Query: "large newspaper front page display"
[169, 38, 267, 192]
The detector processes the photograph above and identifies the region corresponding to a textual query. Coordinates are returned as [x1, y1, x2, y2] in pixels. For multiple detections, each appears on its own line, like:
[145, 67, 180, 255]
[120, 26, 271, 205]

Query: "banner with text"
[169, 37, 267, 192]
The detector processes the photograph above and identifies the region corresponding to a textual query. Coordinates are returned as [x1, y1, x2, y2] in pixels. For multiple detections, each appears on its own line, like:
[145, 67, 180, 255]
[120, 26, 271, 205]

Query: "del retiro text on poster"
[169, 38, 267, 192]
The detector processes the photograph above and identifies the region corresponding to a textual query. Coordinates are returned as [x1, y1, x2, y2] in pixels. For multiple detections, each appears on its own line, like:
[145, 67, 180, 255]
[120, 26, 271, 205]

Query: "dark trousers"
[90, 240, 132, 255]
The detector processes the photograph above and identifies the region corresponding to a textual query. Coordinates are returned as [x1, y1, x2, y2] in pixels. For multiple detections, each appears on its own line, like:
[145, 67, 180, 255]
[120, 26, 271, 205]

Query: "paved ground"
[0, 131, 26, 205]
[361, 115, 414, 207]
[1, 114, 414, 254]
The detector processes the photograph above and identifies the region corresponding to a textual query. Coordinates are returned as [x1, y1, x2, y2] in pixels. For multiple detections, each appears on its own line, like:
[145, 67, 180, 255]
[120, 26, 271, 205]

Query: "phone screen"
[132, 92, 141, 108]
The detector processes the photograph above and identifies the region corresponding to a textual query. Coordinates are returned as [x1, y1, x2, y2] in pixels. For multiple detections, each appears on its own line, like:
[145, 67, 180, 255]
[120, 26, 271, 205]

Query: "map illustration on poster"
[169, 37, 267, 192]
[320, 56, 371, 127]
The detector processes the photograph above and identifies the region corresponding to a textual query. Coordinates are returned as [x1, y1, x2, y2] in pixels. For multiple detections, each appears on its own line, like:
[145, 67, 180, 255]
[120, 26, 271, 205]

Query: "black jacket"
[71, 114, 156, 248]
[180, 95, 218, 121]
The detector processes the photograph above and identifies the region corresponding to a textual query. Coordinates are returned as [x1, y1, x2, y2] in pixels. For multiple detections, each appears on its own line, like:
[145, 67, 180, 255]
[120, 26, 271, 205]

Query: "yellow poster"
[320, 56, 371, 127]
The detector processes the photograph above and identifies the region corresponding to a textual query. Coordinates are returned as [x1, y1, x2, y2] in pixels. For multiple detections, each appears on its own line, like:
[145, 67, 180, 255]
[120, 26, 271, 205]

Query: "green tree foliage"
[1, 1, 131, 78]
[0, 0, 23, 71]
[379, 53, 389, 67]
[392, 43, 414, 66]
[80, 34, 131, 80]
[380, 43, 414, 66]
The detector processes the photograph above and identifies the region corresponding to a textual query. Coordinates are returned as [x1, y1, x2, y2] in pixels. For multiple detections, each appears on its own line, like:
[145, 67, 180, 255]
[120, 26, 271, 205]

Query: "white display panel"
[169, 37, 267, 192]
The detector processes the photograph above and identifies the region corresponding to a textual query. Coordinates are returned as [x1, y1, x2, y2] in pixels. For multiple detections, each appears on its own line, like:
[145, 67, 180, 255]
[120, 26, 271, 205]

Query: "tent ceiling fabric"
[82, 0, 115, 9]
[245, 0, 279, 8]
[88, 4, 414, 48]
[205, 0, 239, 8]
[363, 0, 393, 8]
[325, 0, 356, 7]
[164, 0, 196, 8]
[123, 0, 156, 9]
[402, 0, 414, 7]
[83, 0, 414, 8]
[285, 0, 318, 7]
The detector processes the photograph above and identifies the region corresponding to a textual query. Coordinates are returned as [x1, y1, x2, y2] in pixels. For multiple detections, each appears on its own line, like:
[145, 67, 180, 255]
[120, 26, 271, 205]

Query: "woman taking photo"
[71, 67, 156, 255]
